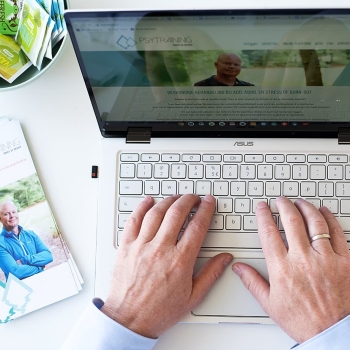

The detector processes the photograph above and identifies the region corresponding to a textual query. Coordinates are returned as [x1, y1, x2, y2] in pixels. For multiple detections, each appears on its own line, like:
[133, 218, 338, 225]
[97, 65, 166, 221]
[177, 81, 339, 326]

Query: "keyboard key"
[162, 181, 177, 195]
[308, 154, 327, 163]
[202, 231, 261, 248]
[231, 181, 246, 196]
[240, 164, 256, 179]
[329, 155, 348, 163]
[275, 164, 291, 179]
[183, 154, 201, 162]
[340, 200, 350, 214]
[137, 164, 152, 178]
[335, 216, 350, 232]
[120, 153, 139, 162]
[306, 198, 321, 208]
[223, 164, 238, 179]
[154, 164, 169, 178]
[265, 182, 281, 197]
[162, 154, 180, 162]
[322, 199, 339, 214]
[318, 182, 334, 197]
[188, 164, 204, 179]
[224, 154, 243, 163]
[266, 154, 284, 163]
[145, 181, 160, 195]
[301, 182, 316, 197]
[245, 154, 263, 163]
[258, 164, 273, 179]
[203, 154, 221, 162]
[252, 198, 268, 213]
[118, 214, 130, 228]
[336, 182, 350, 197]
[119, 196, 144, 211]
[287, 154, 306, 163]
[206, 164, 221, 179]
[226, 215, 241, 230]
[244, 216, 258, 230]
[292, 165, 308, 180]
[283, 182, 299, 197]
[217, 198, 233, 213]
[213, 181, 229, 196]
[196, 181, 212, 195]
[141, 153, 160, 162]
[327, 165, 343, 180]
[209, 215, 224, 230]
[310, 165, 326, 180]
[120, 164, 135, 178]
[171, 164, 186, 178]
[119, 181, 143, 195]
[234, 198, 251, 213]
[179, 181, 194, 195]
[346, 165, 350, 180]
[248, 181, 264, 196]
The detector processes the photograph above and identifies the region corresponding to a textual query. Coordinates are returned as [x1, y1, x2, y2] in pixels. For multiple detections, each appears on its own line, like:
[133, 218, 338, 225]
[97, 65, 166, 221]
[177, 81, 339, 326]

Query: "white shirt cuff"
[61, 298, 158, 350]
[292, 314, 350, 349]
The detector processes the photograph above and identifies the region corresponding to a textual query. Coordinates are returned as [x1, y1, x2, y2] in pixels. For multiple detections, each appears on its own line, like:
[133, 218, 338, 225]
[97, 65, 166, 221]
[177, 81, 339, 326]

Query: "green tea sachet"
[0, 32, 32, 82]
[15, 0, 49, 67]
[0, 0, 24, 35]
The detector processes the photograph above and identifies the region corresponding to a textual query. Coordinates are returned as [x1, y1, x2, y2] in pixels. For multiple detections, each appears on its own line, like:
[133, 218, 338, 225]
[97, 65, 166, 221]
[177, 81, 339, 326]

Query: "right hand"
[233, 197, 350, 344]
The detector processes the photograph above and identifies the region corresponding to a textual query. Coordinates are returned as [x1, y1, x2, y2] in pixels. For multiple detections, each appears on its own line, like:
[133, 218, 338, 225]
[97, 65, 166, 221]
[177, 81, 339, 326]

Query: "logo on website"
[116, 35, 137, 49]
[139, 36, 193, 47]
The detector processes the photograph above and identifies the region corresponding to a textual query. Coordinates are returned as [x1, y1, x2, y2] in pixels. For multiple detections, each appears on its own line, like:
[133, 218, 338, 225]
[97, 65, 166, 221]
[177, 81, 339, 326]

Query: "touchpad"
[192, 258, 269, 317]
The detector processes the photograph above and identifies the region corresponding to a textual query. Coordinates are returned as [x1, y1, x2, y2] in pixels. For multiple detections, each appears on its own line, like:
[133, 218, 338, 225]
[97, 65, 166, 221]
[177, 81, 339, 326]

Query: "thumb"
[232, 262, 270, 313]
[191, 253, 233, 306]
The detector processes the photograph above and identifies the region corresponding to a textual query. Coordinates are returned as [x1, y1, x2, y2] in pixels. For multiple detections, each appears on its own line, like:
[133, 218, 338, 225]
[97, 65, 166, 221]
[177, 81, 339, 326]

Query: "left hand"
[101, 194, 233, 338]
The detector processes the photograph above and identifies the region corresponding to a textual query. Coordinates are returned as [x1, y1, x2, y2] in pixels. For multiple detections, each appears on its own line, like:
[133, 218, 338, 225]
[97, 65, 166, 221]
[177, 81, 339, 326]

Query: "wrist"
[101, 300, 157, 339]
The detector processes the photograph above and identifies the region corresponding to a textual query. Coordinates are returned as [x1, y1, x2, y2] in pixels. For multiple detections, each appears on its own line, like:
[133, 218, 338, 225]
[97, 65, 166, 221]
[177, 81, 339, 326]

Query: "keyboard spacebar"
[202, 231, 261, 249]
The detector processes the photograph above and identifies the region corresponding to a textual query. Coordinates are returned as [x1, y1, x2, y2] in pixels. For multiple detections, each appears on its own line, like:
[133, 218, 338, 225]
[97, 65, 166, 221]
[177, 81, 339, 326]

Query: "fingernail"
[203, 194, 215, 204]
[256, 201, 268, 210]
[232, 264, 242, 277]
[223, 255, 233, 266]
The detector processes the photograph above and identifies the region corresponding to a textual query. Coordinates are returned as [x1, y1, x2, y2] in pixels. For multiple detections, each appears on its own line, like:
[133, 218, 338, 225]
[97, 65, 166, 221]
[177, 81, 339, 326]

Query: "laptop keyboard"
[116, 152, 350, 249]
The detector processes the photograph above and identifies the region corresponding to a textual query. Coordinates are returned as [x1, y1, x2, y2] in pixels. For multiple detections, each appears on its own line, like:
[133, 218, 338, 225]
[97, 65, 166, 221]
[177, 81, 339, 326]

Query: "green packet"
[0, 0, 23, 35]
[0, 33, 32, 83]
[15, 0, 50, 67]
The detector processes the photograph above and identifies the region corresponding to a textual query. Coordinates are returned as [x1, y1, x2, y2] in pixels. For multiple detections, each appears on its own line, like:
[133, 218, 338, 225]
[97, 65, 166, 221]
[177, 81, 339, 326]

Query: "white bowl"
[0, 0, 69, 90]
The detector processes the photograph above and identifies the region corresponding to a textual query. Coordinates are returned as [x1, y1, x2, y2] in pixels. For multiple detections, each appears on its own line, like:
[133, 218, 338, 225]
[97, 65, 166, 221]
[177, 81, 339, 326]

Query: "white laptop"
[65, 8, 350, 324]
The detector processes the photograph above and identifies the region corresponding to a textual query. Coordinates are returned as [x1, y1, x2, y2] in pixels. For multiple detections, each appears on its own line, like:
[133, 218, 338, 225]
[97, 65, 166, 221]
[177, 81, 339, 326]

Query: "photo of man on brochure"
[0, 174, 67, 283]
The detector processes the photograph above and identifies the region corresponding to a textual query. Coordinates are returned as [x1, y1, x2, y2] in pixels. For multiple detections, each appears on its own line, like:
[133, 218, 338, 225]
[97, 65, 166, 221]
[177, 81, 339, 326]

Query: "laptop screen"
[65, 10, 350, 137]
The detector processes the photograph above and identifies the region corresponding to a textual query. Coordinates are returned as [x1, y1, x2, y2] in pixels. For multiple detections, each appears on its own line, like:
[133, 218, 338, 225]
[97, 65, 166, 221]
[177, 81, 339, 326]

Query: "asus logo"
[234, 142, 254, 146]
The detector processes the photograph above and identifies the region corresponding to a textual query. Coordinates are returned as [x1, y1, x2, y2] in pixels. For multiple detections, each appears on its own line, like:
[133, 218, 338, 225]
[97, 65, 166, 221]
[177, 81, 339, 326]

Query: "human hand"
[16, 259, 22, 265]
[101, 194, 233, 338]
[233, 196, 350, 344]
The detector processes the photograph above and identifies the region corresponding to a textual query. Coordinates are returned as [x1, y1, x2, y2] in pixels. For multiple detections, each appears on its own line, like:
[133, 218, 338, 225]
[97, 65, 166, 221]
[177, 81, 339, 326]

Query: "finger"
[190, 253, 233, 308]
[275, 196, 310, 252]
[121, 196, 154, 245]
[232, 262, 270, 314]
[137, 195, 180, 243]
[255, 201, 287, 268]
[177, 195, 216, 262]
[294, 199, 332, 254]
[319, 206, 349, 256]
[154, 194, 202, 246]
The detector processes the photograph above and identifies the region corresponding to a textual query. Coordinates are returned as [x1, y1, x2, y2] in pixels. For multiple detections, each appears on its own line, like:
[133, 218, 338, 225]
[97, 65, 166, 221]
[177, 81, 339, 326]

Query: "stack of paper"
[0, 117, 83, 323]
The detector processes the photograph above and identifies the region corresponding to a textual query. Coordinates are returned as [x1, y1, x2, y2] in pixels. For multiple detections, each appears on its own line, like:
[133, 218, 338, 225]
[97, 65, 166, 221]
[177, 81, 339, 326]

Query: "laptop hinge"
[338, 128, 350, 145]
[126, 128, 152, 144]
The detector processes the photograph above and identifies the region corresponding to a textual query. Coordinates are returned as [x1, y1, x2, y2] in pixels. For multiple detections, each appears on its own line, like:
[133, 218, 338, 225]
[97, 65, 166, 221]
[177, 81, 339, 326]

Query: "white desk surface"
[1, 1, 348, 348]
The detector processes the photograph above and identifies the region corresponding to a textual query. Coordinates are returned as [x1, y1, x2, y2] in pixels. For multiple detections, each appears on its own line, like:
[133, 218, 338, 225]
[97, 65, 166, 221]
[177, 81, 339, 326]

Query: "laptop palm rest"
[192, 258, 269, 317]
